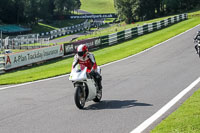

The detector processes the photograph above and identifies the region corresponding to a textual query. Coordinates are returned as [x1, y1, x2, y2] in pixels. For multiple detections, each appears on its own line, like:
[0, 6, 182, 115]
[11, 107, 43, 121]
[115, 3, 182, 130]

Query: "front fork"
[74, 82, 88, 100]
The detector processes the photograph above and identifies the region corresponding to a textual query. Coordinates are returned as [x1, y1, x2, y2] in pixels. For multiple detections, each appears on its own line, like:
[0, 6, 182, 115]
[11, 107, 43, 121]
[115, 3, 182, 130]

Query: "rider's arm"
[72, 54, 79, 68]
[88, 53, 97, 70]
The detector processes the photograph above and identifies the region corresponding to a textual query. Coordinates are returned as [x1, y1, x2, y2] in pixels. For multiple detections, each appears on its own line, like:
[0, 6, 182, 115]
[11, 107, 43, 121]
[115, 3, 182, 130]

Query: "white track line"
[1, 24, 200, 91]
[130, 77, 200, 133]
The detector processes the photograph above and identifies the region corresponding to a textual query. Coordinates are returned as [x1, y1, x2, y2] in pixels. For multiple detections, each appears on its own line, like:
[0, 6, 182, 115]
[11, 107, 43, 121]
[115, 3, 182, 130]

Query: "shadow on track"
[85, 100, 152, 110]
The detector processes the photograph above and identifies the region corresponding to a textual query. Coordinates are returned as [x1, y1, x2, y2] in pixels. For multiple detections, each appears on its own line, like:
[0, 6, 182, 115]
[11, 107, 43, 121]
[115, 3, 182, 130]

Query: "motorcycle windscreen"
[69, 67, 87, 81]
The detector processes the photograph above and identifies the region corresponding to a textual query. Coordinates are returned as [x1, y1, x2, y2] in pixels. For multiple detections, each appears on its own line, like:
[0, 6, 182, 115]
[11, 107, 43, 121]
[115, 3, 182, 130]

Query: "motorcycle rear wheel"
[74, 86, 85, 109]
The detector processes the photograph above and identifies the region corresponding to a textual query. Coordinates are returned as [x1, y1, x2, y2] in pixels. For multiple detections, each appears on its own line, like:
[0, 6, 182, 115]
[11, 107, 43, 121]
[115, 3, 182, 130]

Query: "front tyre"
[93, 89, 102, 102]
[74, 86, 85, 109]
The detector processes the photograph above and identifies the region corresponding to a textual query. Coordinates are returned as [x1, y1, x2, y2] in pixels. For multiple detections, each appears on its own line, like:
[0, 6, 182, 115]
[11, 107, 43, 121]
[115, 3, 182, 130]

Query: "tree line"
[114, 0, 200, 24]
[0, 0, 81, 24]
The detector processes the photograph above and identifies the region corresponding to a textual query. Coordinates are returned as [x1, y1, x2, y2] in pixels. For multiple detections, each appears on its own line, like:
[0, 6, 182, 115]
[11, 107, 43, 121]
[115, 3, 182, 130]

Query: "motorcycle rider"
[72, 44, 102, 90]
[194, 31, 200, 54]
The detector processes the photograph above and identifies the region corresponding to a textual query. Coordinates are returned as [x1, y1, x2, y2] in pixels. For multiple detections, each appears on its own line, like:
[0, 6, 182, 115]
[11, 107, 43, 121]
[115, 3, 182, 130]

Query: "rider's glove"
[89, 69, 95, 76]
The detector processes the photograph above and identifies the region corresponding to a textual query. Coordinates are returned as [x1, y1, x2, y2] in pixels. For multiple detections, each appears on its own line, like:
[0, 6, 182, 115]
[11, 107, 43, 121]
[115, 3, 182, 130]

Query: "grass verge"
[38, 23, 58, 30]
[80, 0, 115, 14]
[0, 16, 200, 85]
[31, 19, 84, 33]
[151, 88, 200, 133]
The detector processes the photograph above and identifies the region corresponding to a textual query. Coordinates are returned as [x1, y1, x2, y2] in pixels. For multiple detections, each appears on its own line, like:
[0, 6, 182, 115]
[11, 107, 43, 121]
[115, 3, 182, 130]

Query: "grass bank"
[80, 0, 115, 14]
[151, 88, 200, 133]
[31, 19, 84, 33]
[0, 16, 200, 85]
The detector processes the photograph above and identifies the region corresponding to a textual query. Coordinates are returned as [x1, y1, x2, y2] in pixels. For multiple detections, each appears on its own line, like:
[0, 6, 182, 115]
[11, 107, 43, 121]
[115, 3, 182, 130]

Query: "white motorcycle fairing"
[69, 66, 87, 81]
[69, 65, 97, 102]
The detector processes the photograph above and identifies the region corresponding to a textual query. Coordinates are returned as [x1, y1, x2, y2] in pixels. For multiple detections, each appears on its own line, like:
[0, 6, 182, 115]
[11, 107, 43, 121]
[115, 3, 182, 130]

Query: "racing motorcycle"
[69, 64, 102, 109]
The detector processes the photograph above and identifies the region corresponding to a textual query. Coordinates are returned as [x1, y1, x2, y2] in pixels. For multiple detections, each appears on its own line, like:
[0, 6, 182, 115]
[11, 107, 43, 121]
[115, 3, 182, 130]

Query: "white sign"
[5, 45, 64, 70]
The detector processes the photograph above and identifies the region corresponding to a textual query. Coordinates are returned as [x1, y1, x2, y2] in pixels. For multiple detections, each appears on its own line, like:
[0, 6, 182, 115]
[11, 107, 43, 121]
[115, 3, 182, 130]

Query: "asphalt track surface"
[0, 25, 200, 133]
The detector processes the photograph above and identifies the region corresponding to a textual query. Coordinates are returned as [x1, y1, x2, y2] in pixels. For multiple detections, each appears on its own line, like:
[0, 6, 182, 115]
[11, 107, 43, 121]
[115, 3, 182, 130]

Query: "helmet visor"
[78, 51, 86, 57]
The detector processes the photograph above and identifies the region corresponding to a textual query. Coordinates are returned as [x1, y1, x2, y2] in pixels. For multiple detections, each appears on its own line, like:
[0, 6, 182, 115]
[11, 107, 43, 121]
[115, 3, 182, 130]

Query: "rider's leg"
[92, 71, 102, 90]
[195, 45, 198, 54]
[89, 71, 102, 90]
[95, 73, 102, 90]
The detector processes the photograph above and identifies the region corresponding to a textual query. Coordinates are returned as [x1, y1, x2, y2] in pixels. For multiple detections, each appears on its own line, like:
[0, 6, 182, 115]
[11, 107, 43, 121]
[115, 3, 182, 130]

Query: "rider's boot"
[95, 75, 102, 90]
[195, 45, 198, 54]
[97, 80, 102, 90]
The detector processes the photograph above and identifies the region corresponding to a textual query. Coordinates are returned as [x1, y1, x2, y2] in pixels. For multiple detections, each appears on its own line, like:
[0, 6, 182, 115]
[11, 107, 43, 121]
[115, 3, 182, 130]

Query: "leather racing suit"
[72, 52, 102, 90]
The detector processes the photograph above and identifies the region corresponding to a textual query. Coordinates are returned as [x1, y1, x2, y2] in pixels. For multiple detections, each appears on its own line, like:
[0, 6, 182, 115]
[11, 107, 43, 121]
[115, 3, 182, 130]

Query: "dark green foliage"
[114, 0, 200, 24]
[0, 0, 81, 24]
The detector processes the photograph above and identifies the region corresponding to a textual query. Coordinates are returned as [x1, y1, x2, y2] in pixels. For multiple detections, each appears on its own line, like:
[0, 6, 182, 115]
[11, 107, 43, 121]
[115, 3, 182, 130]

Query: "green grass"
[151, 88, 200, 133]
[0, 16, 200, 85]
[38, 23, 58, 30]
[31, 19, 84, 33]
[31, 23, 55, 33]
[80, 0, 116, 14]
[0, 49, 25, 55]
[189, 10, 200, 16]
[0, 58, 73, 84]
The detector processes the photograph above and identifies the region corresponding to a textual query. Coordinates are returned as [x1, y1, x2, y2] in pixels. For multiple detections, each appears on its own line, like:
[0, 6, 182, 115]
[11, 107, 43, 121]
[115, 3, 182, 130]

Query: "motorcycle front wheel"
[74, 86, 85, 109]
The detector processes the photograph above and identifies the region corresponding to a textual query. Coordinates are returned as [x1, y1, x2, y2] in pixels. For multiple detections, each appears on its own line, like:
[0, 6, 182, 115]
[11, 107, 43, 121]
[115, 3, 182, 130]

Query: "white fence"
[0, 20, 93, 50]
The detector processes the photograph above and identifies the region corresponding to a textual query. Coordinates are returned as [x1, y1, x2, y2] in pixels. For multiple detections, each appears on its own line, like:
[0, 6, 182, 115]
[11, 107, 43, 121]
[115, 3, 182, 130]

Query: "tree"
[54, 0, 81, 16]
[138, 0, 156, 20]
[24, 0, 40, 24]
[114, 0, 200, 24]
[114, 0, 157, 23]
[0, 0, 81, 24]
[114, 0, 137, 23]
[38, 0, 55, 22]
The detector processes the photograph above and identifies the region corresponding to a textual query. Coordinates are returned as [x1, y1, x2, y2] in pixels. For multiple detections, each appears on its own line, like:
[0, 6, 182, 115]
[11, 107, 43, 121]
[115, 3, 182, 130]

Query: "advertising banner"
[64, 38, 101, 55]
[5, 45, 64, 70]
[67, 14, 117, 19]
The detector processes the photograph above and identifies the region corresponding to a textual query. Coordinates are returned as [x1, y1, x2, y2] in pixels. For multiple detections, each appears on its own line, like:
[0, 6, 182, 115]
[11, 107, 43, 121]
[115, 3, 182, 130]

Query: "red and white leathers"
[72, 52, 97, 73]
[72, 44, 102, 90]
